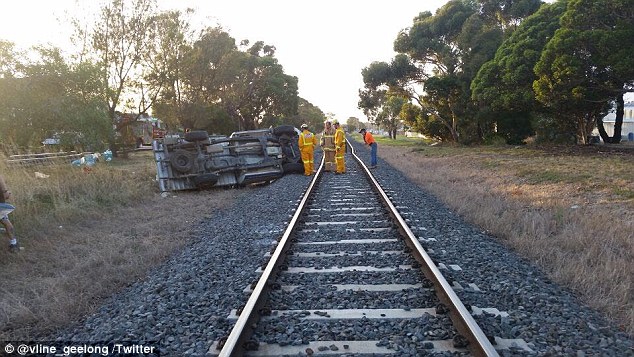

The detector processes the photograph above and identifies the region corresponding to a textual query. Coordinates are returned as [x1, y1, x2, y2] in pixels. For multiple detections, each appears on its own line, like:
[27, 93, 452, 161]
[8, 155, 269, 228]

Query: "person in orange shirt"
[359, 128, 378, 168]
[298, 124, 317, 175]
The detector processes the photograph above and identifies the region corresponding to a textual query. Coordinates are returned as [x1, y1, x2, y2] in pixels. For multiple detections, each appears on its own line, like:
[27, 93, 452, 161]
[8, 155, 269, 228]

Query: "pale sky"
[0, 0, 447, 121]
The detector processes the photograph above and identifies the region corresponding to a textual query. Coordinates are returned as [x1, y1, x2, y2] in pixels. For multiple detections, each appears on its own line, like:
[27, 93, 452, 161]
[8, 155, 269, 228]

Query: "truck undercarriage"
[153, 126, 303, 192]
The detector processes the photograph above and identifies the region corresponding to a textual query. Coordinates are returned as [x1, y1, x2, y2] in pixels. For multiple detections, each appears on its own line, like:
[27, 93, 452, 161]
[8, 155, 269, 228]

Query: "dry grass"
[1, 140, 632, 340]
[0, 151, 240, 340]
[367, 135, 633, 333]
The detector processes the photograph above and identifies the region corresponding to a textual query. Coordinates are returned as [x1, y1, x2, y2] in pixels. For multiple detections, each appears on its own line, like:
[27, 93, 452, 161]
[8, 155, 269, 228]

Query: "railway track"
[210, 141, 531, 356]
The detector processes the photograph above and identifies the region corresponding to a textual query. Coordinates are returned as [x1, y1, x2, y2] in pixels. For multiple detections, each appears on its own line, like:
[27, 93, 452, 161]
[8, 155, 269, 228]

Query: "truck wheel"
[273, 125, 296, 137]
[170, 149, 195, 173]
[278, 134, 290, 144]
[184, 130, 209, 142]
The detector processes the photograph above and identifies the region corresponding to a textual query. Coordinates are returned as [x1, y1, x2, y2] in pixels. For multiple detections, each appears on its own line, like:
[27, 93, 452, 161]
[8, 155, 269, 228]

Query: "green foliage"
[363, 0, 515, 144]
[416, 112, 453, 141]
[264, 97, 324, 131]
[477, 0, 543, 29]
[483, 134, 508, 146]
[184, 103, 236, 135]
[613, 187, 634, 200]
[0, 40, 21, 77]
[534, 0, 634, 143]
[218, 52, 298, 130]
[143, 9, 193, 131]
[376, 95, 407, 139]
[1, 1, 309, 151]
[346, 117, 362, 133]
[155, 25, 300, 132]
[296, 99, 326, 130]
[472, 1, 566, 112]
[531, 113, 578, 144]
[0, 45, 109, 151]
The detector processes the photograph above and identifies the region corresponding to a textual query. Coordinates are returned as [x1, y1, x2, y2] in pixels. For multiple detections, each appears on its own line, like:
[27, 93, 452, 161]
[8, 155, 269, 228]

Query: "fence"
[5, 151, 86, 166]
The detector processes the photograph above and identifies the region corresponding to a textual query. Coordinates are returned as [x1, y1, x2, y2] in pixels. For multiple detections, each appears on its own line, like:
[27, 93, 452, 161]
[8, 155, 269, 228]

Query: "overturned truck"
[153, 125, 304, 192]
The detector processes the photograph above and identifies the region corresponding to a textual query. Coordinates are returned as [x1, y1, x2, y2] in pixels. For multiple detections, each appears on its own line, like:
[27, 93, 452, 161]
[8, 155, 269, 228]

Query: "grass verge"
[0, 151, 239, 340]
[358, 134, 633, 334]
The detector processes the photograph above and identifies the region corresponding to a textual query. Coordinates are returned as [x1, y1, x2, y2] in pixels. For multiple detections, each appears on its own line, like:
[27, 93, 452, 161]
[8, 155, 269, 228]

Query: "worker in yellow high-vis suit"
[320, 120, 336, 172]
[298, 123, 317, 176]
[333, 120, 346, 174]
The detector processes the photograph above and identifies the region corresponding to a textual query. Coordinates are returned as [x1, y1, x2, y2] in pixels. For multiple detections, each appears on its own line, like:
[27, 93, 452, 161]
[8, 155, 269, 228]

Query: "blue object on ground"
[0, 202, 15, 217]
[103, 149, 113, 162]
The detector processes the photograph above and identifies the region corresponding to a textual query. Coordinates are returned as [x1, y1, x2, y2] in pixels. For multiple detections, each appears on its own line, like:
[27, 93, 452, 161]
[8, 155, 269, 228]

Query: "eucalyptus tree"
[376, 95, 407, 139]
[477, 0, 543, 30]
[360, 0, 507, 143]
[0, 40, 21, 147]
[358, 82, 388, 131]
[534, 0, 634, 144]
[471, 0, 567, 143]
[218, 41, 298, 131]
[142, 9, 194, 132]
[345, 117, 362, 133]
[0, 41, 31, 148]
[560, 0, 634, 143]
[75, 0, 159, 151]
[182, 27, 236, 104]
[359, 55, 420, 138]
[0, 45, 108, 150]
[0, 40, 20, 78]
[401, 1, 510, 143]
[156, 28, 299, 133]
[170, 27, 238, 133]
[266, 97, 324, 130]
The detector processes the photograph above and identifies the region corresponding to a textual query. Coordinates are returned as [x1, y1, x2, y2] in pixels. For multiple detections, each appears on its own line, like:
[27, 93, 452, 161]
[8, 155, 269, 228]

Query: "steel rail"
[218, 158, 324, 356]
[349, 139, 499, 357]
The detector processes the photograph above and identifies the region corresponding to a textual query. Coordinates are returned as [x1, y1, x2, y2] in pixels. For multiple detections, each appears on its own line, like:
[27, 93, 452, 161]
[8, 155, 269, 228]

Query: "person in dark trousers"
[358, 128, 377, 168]
[0, 174, 19, 252]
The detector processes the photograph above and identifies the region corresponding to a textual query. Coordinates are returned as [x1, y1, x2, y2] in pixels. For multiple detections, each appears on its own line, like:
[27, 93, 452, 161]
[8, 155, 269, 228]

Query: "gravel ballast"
[48, 143, 634, 356]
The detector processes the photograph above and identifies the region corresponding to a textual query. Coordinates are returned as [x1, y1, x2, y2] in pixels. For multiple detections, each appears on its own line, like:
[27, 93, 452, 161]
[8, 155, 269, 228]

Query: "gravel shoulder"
[41, 144, 633, 356]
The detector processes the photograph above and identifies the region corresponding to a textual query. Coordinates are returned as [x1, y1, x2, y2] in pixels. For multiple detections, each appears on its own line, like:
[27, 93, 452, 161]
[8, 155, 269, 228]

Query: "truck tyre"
[184, 130, 209, 142]
[170, 149, 195, 173]
[273, 125, 296, 137]
[278, 134, 290, 144]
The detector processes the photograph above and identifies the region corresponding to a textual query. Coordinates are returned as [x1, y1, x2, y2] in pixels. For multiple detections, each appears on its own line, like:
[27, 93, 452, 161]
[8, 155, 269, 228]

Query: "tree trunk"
[596, 93, 624, 144]
[451, 114, 459, 143]
[108, 108, 120, 157]
[597, 115, 610, 143]
[577, 118, 588, 144]
[612, 93, 624, 143]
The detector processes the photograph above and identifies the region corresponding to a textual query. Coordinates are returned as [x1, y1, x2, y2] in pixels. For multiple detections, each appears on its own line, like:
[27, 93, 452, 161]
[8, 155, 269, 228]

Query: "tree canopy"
[2, 0, 633, 151]
[0, 0, 312, 152]
[359, 0, 633, 145]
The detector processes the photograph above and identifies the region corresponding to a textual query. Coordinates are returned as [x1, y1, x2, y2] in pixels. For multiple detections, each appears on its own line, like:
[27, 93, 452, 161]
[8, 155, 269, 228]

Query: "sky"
[0, 0, 447, 122]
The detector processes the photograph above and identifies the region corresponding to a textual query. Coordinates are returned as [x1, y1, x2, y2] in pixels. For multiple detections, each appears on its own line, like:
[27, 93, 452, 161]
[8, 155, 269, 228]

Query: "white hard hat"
[301, 124, 308, 129]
